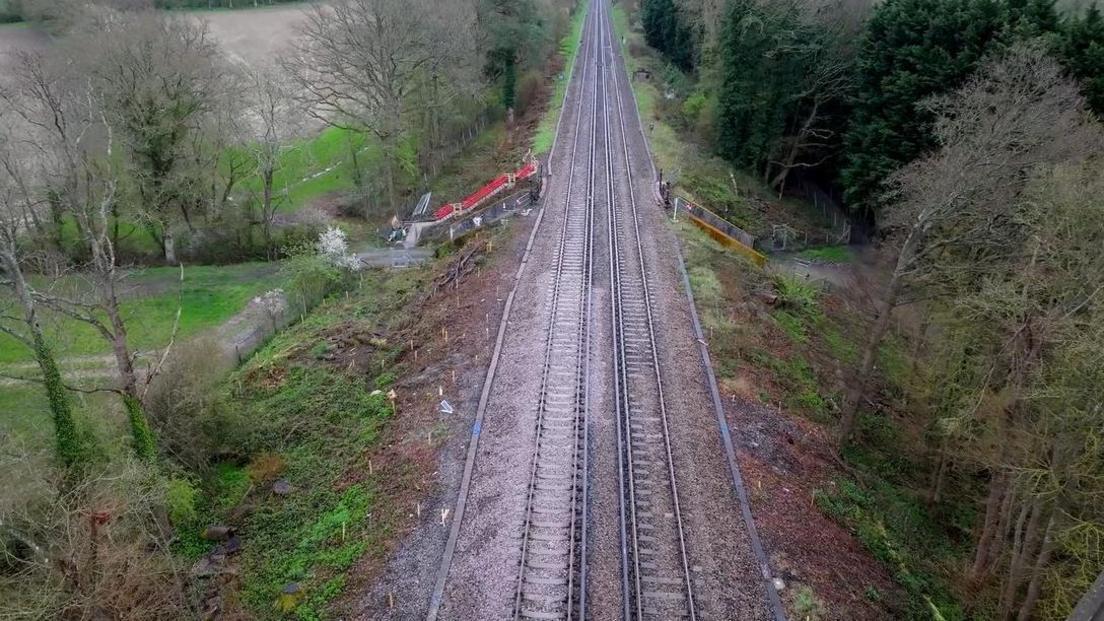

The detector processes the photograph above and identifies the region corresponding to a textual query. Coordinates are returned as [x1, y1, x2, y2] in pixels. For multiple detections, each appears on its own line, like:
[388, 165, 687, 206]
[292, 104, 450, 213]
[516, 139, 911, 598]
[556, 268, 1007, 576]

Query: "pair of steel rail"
[427, 1, 703, 619]
[511, 0, 696, 618]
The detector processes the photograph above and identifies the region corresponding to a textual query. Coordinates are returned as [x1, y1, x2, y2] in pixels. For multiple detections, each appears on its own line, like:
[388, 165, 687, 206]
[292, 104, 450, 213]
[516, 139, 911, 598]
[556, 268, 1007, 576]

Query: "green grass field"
[0, 262, 285, 364]
[173, 1, 307, 14]
[231, 126, 381, 214]
[533, 0, 590, 153]
[798, 245, 853, 264]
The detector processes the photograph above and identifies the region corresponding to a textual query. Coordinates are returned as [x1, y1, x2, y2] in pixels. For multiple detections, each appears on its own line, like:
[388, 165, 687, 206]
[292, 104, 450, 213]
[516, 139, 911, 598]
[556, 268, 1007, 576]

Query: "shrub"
[310, 341, 331, 360]
[282, 252, 347, 316]
[516, 69, 545, 116]
[773, 309, 807, 343]
[681, 91, 707, 125]
[681, 171, 753, 226]
[0, 462, 192, 619]
[165, 477, 199, 525]
[246, 452, 287, 484]
[772, 272, 819, 311]
[144, 338, 245, 470]
[363, 392, 393, 420]
[179, 214, 323, 265]
[692, 93, 719, 145]
[374, 372, 397, 390]
[688, 265, 723, 306]
[792, 585, 827, 620]
[796, 391, 827, 416]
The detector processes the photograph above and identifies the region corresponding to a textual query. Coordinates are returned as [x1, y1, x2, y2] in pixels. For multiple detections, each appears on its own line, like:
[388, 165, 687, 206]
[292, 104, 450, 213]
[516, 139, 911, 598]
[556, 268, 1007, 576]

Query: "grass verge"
[798, 245, 853, 264]
[533, 0, 589, 154]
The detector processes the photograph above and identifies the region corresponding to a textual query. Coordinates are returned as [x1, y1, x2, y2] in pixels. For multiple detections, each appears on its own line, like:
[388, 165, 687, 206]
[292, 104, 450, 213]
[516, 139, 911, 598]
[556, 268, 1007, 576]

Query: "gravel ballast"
[359, 1, 780, 618]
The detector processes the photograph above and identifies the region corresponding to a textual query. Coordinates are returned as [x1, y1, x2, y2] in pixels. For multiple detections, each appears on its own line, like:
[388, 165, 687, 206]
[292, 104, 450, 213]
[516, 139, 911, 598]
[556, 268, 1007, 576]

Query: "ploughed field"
[0, 5, 306, 77]
[0, 25, 49, 74]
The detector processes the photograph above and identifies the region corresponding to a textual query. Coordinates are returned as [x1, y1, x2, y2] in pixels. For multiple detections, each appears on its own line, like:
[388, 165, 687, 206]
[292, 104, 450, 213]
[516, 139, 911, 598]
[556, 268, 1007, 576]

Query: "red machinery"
[431, 158, 539, 222]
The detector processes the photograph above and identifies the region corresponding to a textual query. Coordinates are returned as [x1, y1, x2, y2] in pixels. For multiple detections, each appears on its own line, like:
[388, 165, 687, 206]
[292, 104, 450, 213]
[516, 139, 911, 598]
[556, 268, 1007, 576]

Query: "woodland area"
[0, 0, 577, 617]
[636, 0, 1104, 618]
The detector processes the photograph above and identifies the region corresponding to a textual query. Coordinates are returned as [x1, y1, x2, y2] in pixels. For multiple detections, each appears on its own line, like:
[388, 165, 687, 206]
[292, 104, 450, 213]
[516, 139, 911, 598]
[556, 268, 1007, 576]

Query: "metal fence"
[219, 290, 297, 365]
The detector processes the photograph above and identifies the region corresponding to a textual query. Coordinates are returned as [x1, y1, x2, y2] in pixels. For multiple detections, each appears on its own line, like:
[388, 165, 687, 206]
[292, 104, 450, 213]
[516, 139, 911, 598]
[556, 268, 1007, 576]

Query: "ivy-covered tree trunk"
[106, 289, 157, 461]
[1, 247, 91, 471]
[123, 393, 157, 462]
[33, 329, 89, 470]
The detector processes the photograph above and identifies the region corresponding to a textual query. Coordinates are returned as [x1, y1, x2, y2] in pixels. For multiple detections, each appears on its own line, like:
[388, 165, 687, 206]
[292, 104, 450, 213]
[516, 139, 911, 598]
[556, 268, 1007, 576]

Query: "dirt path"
[0, 285, 287, 387]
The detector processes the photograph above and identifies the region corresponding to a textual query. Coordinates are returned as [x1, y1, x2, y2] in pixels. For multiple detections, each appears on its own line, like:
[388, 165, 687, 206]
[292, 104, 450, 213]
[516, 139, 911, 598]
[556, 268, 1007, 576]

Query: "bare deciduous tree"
[0, 459, 190, 619]
[69, 9, 229, 263]
[838, 43, 1103, 442]
[766, 28, 855, 193]
[0, 123, 90, 472]
[241, 65, 304, 251]
[969, 160, 1104, 618]
[2, 46, 179, 460]
[283, 0, 475, 210]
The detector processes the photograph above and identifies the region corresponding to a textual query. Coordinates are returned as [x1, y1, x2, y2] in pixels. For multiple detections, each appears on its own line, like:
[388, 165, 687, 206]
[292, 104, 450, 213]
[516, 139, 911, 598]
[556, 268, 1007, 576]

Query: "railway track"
[511, 5, 599, 619]
[429, 1, 705, 619]
[597, 0, 697, 618]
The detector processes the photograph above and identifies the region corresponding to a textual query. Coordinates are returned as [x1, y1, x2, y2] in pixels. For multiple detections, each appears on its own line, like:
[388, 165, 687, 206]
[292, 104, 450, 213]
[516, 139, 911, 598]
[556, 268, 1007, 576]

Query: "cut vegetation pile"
[175, 267, 423, 619]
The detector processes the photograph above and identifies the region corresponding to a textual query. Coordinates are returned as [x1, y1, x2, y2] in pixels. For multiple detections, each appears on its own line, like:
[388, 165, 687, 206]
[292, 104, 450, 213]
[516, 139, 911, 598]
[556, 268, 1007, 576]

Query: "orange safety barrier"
[686, 214, 768, 267]
[675, 198, 767, 267]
